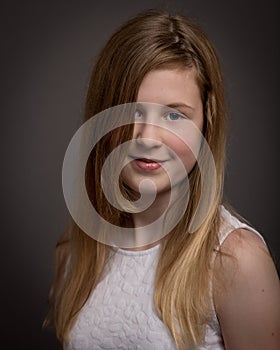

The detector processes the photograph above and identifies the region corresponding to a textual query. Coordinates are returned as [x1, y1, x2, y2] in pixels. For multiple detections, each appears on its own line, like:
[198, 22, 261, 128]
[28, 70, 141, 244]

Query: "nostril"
[135, 137, 163, 149]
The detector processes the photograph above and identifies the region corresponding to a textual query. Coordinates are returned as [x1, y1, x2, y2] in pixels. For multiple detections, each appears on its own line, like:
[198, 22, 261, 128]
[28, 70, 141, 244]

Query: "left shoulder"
[213, 228, 280, 350]
[220, 227, 271, 267]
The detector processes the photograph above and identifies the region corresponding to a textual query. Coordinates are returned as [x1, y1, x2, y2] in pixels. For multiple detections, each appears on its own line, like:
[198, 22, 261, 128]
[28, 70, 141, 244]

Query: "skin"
[121, 68, 280, 347]
[54, 68, 280, 349]
[122, 68, 204, 231]
[213, 228, 280, 349]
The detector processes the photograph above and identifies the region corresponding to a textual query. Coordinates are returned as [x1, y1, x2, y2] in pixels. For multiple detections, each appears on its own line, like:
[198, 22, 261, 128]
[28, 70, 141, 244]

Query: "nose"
[133, 122, 163, 149]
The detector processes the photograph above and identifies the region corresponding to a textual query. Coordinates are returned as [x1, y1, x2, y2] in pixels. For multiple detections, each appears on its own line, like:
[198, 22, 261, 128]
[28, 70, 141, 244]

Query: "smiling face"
[121, 68, 204, 197]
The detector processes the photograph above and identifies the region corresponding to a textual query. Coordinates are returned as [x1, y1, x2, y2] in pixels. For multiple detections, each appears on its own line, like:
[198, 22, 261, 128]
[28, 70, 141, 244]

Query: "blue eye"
[135, 109, 143, 119]
[164, 112, 184, 121]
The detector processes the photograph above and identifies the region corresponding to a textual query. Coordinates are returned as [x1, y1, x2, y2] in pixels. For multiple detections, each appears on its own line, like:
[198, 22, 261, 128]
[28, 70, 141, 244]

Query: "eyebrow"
[136, 102, 195, 113]
[166, 103, 195, 111]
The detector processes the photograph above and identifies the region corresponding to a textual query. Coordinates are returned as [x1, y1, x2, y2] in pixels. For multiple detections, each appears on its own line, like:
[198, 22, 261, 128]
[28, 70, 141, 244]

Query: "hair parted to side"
[43, 9, 227, 349]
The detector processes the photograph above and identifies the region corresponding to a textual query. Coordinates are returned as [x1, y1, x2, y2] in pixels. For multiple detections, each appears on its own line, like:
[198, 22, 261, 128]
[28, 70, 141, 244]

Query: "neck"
[124, 185, 186, 251]
[132, 189, 170, 228]
[120, 190, 170, 251]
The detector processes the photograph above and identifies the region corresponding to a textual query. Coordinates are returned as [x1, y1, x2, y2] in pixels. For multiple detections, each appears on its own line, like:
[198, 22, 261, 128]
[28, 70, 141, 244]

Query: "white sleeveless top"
[64, 205, 266, 350]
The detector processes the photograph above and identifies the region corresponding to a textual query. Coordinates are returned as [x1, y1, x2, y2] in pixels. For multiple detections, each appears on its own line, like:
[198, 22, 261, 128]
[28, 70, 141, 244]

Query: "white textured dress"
[64, 206, 266, 349]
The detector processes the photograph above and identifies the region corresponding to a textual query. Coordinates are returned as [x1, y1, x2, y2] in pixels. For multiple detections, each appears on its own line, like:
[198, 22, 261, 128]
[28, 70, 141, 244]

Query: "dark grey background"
[1, 0, 279, 348]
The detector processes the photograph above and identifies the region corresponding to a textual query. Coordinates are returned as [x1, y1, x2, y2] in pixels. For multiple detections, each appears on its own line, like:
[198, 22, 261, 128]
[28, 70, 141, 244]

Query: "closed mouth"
[136, 158, 159, 163]
[133, 158, 163, 171]
[129, 155, 165, 163]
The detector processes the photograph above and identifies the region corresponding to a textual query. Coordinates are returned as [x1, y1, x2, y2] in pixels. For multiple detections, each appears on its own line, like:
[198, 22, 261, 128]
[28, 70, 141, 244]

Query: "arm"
[213, 228, 280, 350]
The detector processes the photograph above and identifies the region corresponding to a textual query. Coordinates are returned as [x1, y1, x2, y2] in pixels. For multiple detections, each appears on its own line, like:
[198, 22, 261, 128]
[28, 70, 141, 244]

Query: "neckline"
[111, 242, 161, 256]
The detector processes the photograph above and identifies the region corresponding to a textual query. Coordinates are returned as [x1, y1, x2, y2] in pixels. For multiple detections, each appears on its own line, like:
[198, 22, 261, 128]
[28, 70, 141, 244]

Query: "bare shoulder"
[216, 227, 272, 270]
[213, 228, 280, 349]
[220, 227, 267, 253]
[214, 227, 279, 297]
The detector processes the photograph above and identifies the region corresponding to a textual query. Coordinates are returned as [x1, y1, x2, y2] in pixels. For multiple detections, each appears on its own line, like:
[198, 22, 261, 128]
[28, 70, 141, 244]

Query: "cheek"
[168, 136, 200, 173]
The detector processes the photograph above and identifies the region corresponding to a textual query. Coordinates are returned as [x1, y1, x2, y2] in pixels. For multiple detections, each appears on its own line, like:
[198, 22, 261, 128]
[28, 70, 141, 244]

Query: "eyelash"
[134, 109, 187, 120]
[163, 112, 186, 121]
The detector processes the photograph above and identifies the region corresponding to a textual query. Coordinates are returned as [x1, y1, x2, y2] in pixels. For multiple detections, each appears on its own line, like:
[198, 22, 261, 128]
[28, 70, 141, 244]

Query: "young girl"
[43, 10, 280, 350]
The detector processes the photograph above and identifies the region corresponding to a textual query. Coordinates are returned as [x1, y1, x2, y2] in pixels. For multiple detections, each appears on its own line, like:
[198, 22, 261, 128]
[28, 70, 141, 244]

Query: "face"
[121, 68, 204, 197]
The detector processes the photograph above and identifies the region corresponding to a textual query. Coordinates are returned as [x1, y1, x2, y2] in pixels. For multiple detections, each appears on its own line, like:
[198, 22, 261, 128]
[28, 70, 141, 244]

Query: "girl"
[43, 10, 280, 349]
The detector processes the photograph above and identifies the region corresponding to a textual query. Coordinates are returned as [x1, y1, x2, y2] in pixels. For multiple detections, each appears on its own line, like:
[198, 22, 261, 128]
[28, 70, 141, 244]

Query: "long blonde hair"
[44, 10, 227, 349]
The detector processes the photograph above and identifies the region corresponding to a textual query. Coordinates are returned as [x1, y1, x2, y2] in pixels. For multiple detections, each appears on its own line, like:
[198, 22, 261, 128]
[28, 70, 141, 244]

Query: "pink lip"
[134, 158, 162, 171]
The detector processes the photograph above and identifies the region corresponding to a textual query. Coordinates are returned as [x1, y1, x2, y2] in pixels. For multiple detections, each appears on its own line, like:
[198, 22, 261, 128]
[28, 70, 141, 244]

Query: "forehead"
[137, 68, 201, 107]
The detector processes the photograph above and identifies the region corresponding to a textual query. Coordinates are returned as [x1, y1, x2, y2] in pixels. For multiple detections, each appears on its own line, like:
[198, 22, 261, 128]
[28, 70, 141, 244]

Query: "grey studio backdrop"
[1, 0, 279, 348]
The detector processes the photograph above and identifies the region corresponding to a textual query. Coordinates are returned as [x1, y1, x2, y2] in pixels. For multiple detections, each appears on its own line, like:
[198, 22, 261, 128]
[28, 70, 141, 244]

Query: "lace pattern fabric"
[64, 205, 266, 350]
